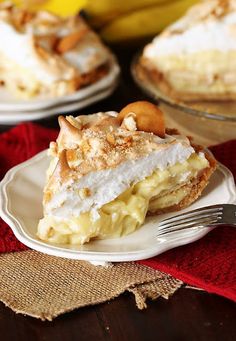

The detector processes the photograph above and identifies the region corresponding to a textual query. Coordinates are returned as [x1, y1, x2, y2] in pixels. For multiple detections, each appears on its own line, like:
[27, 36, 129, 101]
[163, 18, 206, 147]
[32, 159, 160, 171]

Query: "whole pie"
[0, 2, 112, 98]
[141, 0, 236, 101]
[37, 101, 217, 245]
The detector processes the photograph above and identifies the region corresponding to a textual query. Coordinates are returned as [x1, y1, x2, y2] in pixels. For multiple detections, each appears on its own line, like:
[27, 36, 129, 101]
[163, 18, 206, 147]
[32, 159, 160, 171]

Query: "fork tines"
[157, 205, 224, 236]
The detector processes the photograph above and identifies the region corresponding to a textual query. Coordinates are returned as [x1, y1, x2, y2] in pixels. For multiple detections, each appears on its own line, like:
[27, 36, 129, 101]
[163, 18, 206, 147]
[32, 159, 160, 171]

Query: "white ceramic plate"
[0, 83, 117, 125]
[0, 57, 120, 112]
[0, 150, 235, 262]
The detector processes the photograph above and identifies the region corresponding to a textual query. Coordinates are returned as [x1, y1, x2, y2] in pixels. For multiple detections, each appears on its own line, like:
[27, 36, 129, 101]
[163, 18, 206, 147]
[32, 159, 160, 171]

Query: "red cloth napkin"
[0, 124, 235, 302]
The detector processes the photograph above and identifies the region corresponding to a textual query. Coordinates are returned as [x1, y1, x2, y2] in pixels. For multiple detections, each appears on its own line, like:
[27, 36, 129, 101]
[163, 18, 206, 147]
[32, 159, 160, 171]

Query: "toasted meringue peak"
[57, 116, 82, 152]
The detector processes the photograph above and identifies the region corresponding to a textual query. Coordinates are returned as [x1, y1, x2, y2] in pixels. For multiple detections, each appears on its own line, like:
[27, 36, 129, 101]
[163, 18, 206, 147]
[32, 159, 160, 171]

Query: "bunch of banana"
[84, 0, 200, 43]
[12, 0, 200, 43]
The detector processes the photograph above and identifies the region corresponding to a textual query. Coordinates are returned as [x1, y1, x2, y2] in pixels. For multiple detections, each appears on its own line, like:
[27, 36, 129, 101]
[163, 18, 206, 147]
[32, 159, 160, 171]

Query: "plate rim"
[0, 82, 118, 125]
[0, 150, 235, 261]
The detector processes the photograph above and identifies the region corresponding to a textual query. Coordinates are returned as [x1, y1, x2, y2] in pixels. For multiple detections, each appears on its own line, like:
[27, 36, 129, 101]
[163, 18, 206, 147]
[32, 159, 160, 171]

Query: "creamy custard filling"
[146, 51, 236, 95]
[37, 153, 209, 245]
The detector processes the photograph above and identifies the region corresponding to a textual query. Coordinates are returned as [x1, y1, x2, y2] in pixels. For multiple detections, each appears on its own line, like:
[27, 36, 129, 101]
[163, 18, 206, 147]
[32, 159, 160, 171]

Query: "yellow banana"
[100, 0, 199, 43]
[13, 0, 87, 16]
[41, 0, 87, 16]
[85, 0, 171, 28]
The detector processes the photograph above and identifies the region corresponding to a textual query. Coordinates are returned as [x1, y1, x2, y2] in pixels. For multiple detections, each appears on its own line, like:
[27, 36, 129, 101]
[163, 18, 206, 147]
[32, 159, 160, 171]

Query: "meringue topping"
[144, 0, 236, 57]
[44, 112, 194, 219]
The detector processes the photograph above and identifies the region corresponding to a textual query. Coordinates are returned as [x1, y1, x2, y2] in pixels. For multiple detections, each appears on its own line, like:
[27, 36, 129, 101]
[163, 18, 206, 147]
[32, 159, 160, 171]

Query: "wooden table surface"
[0, 47, 235, 341]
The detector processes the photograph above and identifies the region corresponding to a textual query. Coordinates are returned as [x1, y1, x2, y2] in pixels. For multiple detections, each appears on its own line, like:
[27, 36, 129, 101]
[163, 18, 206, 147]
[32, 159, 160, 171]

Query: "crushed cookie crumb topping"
[47, 111, 189, 187]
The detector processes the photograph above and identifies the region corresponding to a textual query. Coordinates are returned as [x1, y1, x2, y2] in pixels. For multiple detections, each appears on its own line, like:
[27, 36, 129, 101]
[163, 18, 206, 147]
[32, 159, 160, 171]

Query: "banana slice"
[118, 101, 165, 137]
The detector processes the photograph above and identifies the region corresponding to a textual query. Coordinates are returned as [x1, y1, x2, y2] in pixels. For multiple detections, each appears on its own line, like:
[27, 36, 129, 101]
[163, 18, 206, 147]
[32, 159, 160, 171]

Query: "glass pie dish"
[132, 52, 236, 146]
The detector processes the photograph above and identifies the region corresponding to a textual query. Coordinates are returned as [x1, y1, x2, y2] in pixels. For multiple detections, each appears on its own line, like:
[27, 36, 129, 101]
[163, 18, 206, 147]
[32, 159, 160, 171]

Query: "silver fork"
[157, 204, 236, 237]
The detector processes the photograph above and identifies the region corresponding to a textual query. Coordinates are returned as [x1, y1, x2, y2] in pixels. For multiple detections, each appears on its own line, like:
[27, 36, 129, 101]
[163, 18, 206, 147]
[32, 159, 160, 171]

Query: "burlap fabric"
[0, 250, 182, 320]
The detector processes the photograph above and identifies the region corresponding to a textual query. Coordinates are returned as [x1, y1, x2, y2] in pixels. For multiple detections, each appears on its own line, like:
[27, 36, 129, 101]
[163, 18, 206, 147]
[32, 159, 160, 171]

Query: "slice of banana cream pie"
[0, 2, 111, 98]
[142, 0, 236, 101]
[38, 101, 216, 245]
